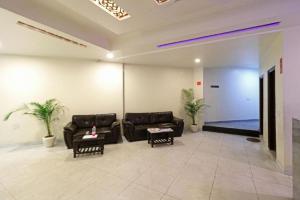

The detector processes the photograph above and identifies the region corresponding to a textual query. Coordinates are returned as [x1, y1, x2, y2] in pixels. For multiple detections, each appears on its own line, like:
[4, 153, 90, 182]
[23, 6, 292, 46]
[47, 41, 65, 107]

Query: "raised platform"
[202, 120, 260, 137]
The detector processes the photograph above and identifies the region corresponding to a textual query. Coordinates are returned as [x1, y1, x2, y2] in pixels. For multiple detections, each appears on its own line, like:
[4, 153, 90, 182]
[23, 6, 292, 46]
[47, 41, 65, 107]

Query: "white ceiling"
[121, 36, 260, 68]
[55, 0, 264, 35]
[0, 0, 300, 68]
[0, 8, 108, 60]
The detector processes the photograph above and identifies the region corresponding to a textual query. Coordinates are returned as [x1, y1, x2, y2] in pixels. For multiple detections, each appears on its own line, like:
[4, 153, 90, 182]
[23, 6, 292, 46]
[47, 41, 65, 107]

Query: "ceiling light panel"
[154, 0, 170, 5]
[89, 0, 130, 21]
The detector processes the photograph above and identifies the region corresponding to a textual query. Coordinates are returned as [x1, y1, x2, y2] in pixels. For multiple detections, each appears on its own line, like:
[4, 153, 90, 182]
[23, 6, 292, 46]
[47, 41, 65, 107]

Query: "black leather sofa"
[63, 113, 121, 149]
[123, 111, 184, 142]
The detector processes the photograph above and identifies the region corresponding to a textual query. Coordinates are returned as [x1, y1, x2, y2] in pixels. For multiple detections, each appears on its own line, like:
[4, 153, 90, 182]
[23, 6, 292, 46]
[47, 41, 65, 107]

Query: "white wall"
[259, 33, 286, 172]
[193, 66, 204, 99]
[203, 67, 259, 122]
[0, 56, 195, 146]
[0, 55, 123, 145]
[193, 66, 204, 127]
[124, 64, 194, 119]
[283, 26, 300, 176]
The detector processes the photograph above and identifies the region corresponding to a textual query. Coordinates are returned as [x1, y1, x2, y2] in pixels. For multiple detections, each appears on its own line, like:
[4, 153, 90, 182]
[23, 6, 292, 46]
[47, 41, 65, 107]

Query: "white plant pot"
[190, 125, 199, 133]
[42, 136, 56, 148]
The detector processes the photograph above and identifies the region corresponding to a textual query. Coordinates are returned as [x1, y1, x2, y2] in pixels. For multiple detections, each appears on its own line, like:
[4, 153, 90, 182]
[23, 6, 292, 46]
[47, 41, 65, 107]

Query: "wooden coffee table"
[73, 134, 105, 158]
[147, 128, 174, 148]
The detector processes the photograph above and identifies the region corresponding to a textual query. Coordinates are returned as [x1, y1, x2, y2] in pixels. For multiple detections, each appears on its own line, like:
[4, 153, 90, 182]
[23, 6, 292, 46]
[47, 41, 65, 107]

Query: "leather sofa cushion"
[135, 124, 157, 130]
[74, 127, 111, 138]
[150, 112, 173, 124]
[125, 113, 151, 125]
[158, 123, 177, 129]
[96, 114, 116, 127]
[96, 127, 111, 134]
[72, 115, 95, 128]
[74, 128, 91, 137]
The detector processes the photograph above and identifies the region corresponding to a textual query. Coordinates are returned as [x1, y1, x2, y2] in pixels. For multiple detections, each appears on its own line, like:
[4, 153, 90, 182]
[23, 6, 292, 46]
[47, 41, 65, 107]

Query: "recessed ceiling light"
[89, 0, 130, 21]
[106, 52, 114, 59]
[195, 58, 201, 63]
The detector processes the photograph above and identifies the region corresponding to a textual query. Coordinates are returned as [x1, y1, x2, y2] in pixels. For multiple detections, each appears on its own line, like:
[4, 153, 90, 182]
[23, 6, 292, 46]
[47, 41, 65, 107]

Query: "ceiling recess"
[17, 21, 87, 48]
[89, 0, 130, 21]
[157, 21, 281, 48]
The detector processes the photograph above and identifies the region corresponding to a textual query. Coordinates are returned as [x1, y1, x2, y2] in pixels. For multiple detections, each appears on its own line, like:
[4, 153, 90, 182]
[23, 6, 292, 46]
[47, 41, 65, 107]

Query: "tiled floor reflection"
[0, 131, 292, 200]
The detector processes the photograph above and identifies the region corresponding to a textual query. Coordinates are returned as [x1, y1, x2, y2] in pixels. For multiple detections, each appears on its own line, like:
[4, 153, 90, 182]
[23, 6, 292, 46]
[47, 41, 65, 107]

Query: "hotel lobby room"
[1, 0, 300, 200]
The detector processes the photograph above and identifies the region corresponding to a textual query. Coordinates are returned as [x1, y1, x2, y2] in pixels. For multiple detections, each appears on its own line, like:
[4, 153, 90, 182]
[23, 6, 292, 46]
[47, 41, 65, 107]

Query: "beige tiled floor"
[0, 131, 293, 200]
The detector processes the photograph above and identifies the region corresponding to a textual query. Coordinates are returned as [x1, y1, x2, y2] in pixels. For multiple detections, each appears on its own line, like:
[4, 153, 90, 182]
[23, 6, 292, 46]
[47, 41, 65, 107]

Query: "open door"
[259, 76, 264, 135]
[268, 67, 276, 152]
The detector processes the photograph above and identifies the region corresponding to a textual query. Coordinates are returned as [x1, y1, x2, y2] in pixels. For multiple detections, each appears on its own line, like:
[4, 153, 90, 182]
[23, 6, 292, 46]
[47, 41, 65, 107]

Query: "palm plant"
[182, 88, 205, 125]
[4, 99, 64, 138]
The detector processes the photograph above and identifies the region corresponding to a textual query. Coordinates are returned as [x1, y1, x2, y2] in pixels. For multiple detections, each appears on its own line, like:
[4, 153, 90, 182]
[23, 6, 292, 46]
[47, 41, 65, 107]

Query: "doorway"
[259, 76, 264, 135]
[268, 67, 276, 151]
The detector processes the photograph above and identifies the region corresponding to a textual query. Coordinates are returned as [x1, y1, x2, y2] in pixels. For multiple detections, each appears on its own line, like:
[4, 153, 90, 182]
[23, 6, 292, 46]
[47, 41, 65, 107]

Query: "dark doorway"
[268, 67, 276, 152]
[259, 76, 264, 135]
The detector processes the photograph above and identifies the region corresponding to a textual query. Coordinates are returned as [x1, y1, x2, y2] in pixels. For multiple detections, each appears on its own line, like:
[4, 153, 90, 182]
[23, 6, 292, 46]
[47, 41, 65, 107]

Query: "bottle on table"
[92, 125, 96, 136]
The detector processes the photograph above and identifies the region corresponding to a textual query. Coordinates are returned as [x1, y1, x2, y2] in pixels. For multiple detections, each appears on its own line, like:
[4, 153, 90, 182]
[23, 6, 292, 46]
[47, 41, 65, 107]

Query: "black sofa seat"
[63, 113, 121, 149]
[123, 111, 184, 142]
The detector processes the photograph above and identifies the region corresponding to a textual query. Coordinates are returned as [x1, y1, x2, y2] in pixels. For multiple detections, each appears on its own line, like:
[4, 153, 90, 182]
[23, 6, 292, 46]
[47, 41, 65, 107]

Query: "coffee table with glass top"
[72, 134, 105, 158]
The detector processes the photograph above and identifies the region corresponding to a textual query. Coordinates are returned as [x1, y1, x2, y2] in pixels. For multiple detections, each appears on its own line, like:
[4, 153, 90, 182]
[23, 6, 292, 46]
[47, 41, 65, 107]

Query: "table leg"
[151, 138, 154, 148]
[73, 143, 77, 158]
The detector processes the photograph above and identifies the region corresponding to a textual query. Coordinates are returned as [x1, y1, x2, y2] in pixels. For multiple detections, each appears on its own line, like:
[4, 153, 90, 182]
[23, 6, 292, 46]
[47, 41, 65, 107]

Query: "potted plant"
[182, 88, 205, 132]
[4, 99, 64, 148]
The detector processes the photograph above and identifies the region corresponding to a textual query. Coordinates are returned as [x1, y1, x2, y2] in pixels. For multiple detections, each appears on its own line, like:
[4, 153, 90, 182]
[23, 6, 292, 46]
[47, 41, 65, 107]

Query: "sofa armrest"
[172, 116, 184, 137]
[122, 120, 135, 141]
[63, 122, 78, 149]
[172, 117, 183, 125]
[122, 120, 134, 128]
[64, 122, 77, 133]
[111, 120, 121, 129]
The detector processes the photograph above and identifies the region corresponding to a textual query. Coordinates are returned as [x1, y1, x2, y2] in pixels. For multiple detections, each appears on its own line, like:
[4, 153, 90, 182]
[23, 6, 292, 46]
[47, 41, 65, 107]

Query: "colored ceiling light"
[89, 0, 130, 21]
[154, 0, 170, 5]
[157, 21, 281, 48]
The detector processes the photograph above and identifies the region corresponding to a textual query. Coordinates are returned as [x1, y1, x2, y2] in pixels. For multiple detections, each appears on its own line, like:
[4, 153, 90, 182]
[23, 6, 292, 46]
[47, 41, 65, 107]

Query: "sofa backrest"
[125, 113, 151, 125]
[72, 115, 95, 128]
[125, 112, 174, 125]
[96, 113, 116, 127]
[150, 112, 174, 124]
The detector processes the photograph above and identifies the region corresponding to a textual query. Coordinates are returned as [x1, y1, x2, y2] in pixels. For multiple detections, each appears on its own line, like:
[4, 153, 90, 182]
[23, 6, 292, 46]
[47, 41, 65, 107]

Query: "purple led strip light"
[157, 21, 281, 48]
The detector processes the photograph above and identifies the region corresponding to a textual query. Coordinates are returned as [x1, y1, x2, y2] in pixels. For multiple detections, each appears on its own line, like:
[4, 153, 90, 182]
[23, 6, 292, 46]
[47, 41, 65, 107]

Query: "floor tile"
[134, 164, 180, 193]
[251, 166, 292, 186]
[0, 131, 291, 200]
[161, 194, 181, 200]
[211, 174, 258, 200]
[0, 184, 15, 200]
[254, 179, 293, 200]
[118, 184, 163, 200]
[167, 172, 213, 200]
[217, 157, 252, 178]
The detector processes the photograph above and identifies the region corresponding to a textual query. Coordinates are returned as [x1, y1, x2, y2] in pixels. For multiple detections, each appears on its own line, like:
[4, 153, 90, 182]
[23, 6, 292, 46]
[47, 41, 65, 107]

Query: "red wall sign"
[196, 81, 202, 86]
